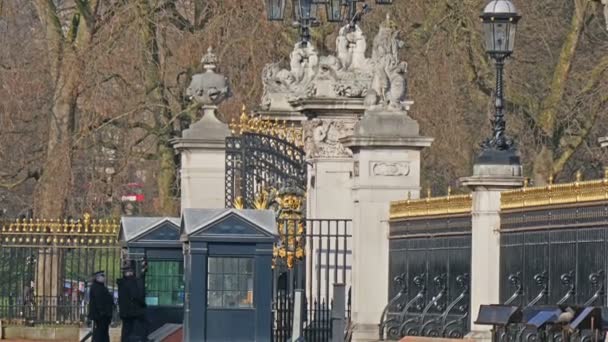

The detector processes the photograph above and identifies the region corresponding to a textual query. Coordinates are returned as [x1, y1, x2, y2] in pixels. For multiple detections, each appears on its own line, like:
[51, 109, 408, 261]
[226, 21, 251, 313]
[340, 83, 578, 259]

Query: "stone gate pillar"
[296, 99, 364, 220]
[172, 48, 231, 210]
[342, 108, 433, 341]
[461, 153, 524, 340]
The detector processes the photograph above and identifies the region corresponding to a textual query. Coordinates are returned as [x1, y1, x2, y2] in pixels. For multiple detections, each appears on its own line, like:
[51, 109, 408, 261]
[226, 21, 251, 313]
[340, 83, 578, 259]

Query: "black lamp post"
[479, 0, 521, 158]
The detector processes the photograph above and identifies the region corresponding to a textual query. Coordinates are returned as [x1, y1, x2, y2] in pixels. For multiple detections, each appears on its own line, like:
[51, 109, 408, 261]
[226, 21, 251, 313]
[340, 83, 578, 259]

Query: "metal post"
[332, 283, 346, 342]
[291, 289, 304, 341]
[491, 57, 507, 149]
[481, 55, 514, 152]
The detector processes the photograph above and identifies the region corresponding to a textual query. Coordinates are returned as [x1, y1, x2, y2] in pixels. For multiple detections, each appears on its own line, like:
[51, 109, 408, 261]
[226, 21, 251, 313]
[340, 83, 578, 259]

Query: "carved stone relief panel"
[369, 161, 410, 177]
[303, 119, 356, 159]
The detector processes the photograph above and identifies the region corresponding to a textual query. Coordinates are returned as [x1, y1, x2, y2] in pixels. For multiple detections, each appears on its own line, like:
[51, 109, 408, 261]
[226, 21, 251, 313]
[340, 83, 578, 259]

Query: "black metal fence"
[0, 218, 121, 325]
[500, 203, 608, 308]
[273, 218, 352, 341]
[273, 290, 351, 342]
[382, 214, 472, 340]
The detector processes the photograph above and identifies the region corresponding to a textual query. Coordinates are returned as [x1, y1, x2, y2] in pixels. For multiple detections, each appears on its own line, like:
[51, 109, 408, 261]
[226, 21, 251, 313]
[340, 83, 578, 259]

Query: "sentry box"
[180, 209, 277, 342]
[119, 217, 184, 333]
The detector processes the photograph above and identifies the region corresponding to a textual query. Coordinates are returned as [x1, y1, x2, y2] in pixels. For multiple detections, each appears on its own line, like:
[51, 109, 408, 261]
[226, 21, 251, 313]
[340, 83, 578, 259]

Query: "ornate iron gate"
[225, 111, 306, 209]
[225, 112, 352, 341]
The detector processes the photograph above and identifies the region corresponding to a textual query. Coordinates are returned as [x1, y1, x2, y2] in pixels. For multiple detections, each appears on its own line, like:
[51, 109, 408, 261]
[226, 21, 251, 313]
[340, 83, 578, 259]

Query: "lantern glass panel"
[493, 21, 508, 53]
[483, 22, 495, 52]
[296, 0, 314, 20]
[484, 19, 514, 54]
[266, 0, 286, 21]
[507, 22, 517, 52]
[326, 0, 345, 22]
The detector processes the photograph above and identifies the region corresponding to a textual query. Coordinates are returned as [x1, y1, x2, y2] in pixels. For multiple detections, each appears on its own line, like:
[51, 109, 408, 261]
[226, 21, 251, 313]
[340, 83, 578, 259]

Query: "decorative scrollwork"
[379, 273, 408, 340]
[583, 270, 604, 306]
[419, 274, 448, 336]
[441, 274, 470, 338]
[386, 273, 472, 340]
[272, 185, 306, 269]
[393, 273, 427, 339]
[557, 270, 575, 305]
[527, 270, 548, 307]
[230, 106, 303, 147]
[504, 272, 523, 305]
[403, 274, 446, 337]
[432, 274, 448, 312]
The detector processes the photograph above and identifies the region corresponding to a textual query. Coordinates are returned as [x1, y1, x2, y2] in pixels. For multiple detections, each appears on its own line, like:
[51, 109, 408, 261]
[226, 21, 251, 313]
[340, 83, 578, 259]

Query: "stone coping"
[340, 135, 434, 149]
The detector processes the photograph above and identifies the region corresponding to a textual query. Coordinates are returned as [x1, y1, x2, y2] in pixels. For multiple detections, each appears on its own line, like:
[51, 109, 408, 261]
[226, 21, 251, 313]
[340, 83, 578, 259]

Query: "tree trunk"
[137, 0, 178, 216]
[32, 1, 92, 322]
[33, 51, 83, 218]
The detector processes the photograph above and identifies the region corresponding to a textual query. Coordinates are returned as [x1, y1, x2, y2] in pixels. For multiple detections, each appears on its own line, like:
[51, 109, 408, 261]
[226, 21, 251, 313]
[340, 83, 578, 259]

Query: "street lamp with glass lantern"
[264, 0, 393, 43]
[292, 0, 321, 46]
[479, 0, 521, 160]
[265, 0, 319, 45]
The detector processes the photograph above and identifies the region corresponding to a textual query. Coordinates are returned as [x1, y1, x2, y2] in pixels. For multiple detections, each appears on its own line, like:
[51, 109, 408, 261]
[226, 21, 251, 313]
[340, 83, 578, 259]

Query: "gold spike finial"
[548, 174, 554, 185]
[576, 170, 582, 182]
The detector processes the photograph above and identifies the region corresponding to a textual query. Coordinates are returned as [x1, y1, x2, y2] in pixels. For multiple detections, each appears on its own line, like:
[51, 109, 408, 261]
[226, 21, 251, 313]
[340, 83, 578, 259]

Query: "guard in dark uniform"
[88, 271, 114, 342]
[117, 264, 147, 342]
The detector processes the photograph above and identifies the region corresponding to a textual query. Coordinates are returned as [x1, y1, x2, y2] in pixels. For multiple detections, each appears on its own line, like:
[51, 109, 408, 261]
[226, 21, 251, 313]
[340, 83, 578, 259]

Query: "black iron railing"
[382, 214, 472, 340]
[272, 218, 352, 342]
[0, 217, 120, 325]
[500, 204, 608, 307]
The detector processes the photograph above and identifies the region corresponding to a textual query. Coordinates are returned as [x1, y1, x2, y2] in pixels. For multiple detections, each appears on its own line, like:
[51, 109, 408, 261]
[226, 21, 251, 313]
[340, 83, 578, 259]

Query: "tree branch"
[537, 0, 592, 136]
[34, 0, 66, 81]
[74, 0, 96, 34]
[551, 55, 608, 175]
[156, 0, 193, 32]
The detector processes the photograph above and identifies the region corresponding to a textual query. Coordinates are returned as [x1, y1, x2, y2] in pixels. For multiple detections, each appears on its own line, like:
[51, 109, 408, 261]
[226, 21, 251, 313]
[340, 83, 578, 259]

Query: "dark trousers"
[121, 318, 135, 342]
[93, 317, 111, 342]
[121, 317, 147, 342]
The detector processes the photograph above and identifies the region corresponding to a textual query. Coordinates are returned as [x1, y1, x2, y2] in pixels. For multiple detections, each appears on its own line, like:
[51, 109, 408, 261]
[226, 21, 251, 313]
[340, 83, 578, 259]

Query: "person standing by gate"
[88, 271, 114, 342]
[117, 264, 147, 342]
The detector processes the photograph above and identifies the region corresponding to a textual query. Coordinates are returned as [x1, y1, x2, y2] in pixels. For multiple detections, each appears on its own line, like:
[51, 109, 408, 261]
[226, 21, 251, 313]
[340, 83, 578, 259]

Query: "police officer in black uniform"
[88, 271, 114, 342]
[117, 263, 147, 342]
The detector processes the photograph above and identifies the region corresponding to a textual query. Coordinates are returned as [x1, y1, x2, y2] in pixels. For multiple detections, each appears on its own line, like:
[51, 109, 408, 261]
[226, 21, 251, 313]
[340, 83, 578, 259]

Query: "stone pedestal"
[460, 151, 524, 341]
[172, 106, 230, 210]
[342, 110, 433, 341]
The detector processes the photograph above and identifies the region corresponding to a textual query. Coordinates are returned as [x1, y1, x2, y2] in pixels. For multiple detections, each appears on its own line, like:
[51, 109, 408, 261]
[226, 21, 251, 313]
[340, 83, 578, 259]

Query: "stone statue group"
[261, 14, 410, 113]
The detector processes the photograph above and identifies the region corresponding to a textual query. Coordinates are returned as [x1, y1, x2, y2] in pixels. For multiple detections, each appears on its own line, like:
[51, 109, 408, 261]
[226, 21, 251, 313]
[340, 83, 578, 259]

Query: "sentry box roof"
[181, 209, 277, 243]
[120, 217, 181, 245]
